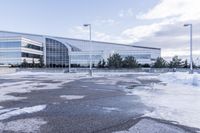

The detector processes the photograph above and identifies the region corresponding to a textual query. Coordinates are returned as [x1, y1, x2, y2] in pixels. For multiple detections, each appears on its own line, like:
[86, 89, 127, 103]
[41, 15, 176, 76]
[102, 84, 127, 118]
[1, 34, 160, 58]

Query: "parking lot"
[0, 72, 198, 133]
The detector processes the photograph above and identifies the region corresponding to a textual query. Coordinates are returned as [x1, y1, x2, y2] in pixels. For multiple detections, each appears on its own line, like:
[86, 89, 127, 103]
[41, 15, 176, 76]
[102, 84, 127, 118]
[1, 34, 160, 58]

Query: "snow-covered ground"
[129, 72, 200, 129]
[1, 71, 200, 131]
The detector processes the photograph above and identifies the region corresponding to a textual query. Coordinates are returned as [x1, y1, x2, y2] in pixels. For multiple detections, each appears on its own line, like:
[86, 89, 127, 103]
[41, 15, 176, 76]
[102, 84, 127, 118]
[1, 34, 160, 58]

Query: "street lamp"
[184, 24, 193, 74]
[83, 24, 92, 76]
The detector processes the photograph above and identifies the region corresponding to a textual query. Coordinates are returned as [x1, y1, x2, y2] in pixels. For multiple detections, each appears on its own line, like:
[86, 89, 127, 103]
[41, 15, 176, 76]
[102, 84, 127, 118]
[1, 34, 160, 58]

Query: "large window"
[71, 55, 102, 60]
[46, 38, 69, 67]
[0, 39, 43, 66]
[121, 54, 151, 59]
[23, 43, 43, 51]
[0, 41, 21, 65]
[0, 52, 21, 58]
[22, 52, 42, 59]
[0, 41, 21, 48]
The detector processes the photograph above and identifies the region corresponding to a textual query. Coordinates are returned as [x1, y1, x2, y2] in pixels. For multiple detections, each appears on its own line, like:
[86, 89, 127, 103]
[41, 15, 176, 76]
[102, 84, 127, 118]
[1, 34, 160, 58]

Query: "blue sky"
[0, 0, 200, 58]
[0, 0, 157, 35]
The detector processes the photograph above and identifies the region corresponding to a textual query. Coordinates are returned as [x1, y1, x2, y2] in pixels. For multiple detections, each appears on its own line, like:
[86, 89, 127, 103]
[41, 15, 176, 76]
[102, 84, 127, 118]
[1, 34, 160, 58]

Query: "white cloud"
[69, 26, 89, 35]
[69, 26, 110, 41]
[69, 26, 122, 43]
[125, 0, 200, 57]
[119, 8, 134, 18]
[122, 23, 163, 42]
[121, 18, 176, 43]
[94, 32, 111, 41]
[68, 0, 200, 58]
[94, 19, 118, 26]
[68, 26, 129, 43]
[163, 49, 200, 57]
[138, 0, 200, 21]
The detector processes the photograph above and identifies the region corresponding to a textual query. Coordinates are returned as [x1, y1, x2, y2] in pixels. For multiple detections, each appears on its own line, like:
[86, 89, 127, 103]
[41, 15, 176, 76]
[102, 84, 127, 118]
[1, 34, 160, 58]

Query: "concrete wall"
[71, 68, 200, 73]
[16, 68, 68, 73]
[16, 68, 200, 73]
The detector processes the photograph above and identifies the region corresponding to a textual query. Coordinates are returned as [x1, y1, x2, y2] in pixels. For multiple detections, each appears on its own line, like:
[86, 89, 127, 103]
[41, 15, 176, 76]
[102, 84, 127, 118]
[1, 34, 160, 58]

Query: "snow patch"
[137, 76, 159, 81]
[102, 107, 120, 113]
[60, 95, 85, 100]
[0, 105, 46, 120]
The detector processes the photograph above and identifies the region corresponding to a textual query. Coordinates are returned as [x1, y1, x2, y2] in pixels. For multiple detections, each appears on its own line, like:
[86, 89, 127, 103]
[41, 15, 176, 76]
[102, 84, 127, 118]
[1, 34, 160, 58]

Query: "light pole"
[184, 24, 193, 74]
[83, 24, 92, 76]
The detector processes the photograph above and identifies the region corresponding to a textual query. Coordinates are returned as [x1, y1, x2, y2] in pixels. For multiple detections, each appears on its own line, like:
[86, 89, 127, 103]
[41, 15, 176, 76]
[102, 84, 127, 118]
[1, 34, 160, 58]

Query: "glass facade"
[120, 54, 151, 59]
[0, 38, 43, 66]
[70, 51, 104, 66]
[71, 54, 102, 60]
[0, 41, 21, 65]
[0, 51, 21, 58]
[0, 31, 161, 67]
[111, 50, 153, 64]
[46, 38, 69, 67]
[23, 43, 43, 51]
[0, 41, 21, 48]
[21, 52, 42, 59]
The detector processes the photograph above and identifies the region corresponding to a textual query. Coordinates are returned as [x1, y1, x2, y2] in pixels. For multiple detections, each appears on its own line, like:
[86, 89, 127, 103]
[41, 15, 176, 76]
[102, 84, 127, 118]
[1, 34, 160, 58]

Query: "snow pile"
[159, 72, 200, 86]
[129, 72, 200, 128]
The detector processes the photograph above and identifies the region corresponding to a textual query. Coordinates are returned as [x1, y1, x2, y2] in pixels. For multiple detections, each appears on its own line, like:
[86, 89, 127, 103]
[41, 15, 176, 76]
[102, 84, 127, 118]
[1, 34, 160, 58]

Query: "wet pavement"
[0, 73, 199, 133]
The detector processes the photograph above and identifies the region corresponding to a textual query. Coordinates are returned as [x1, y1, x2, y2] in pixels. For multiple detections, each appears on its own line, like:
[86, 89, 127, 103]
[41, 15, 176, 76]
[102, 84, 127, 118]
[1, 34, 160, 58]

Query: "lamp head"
[184, 24, 192, 27]
[83, 24, 90, 27]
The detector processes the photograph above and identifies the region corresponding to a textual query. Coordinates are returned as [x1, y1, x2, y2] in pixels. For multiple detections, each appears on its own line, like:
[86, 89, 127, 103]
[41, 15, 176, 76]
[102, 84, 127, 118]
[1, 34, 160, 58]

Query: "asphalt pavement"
[0, 73, 199, 133]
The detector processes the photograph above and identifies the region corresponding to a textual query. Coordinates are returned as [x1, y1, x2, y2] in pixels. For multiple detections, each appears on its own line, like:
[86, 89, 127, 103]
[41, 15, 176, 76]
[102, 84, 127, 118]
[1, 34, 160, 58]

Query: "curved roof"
[0, 30, 160, 50]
